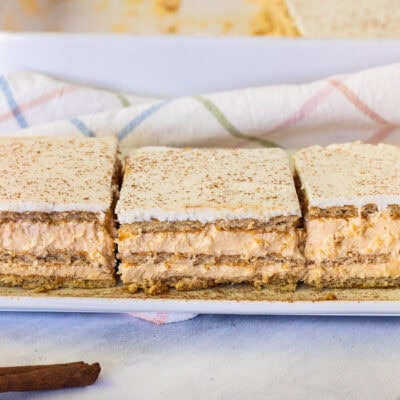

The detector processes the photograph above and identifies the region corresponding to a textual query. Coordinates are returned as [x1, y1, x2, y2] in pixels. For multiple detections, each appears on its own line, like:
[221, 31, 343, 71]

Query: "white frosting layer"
[294, 142, 400, 210]
[117, 147, 300, 223]
[0, 136, 118, 213]
[0, 202, 107, 213]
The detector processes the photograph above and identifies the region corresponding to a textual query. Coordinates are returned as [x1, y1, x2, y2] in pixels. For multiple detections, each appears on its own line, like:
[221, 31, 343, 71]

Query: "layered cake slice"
[294, 142, 400, 288]
[116, 147, 305, 294]
[0, 136, 119, 289]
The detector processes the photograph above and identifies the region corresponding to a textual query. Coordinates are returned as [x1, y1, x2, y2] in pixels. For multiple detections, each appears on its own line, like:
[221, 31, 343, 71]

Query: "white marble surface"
[1, 313, 400, 400]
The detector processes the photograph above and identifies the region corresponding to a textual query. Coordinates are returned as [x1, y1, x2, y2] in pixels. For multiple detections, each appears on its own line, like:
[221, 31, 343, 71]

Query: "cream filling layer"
[0, 263, 113, 280]
[305, 211, 400, 262]
[0, 220, 114, 265]
[118, 225, 303, 260]
[306, 262, 400, 284]
[119, 260, 305, 283]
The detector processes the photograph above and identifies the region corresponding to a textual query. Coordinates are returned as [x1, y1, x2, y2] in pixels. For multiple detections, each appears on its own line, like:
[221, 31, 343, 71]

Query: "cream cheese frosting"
[0, 136, 118, 213]
[116, 147, 301, 224]
[118, 224, 304, 260]
[294, 142, 400, 210]
[0, 220, 114, 266]
[119, 260, 305, 283]
[305, 211, 400, 262]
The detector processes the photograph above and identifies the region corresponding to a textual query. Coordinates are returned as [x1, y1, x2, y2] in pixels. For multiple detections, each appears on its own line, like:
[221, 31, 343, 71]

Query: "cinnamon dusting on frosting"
[294, 142, 400, 210]
[117, 147, 301, 223]
[0, 136, 118, 213]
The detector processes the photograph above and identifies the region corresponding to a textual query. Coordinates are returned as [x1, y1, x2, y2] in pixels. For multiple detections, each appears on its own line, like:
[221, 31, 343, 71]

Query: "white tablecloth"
[1, 312, 399, 400]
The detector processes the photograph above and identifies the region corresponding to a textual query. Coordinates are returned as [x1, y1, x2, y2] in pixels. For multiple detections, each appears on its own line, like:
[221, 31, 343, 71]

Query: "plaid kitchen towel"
[0, 63, 399, 323]
[128, 312, 197, 324]
[1, 63, 400, 149]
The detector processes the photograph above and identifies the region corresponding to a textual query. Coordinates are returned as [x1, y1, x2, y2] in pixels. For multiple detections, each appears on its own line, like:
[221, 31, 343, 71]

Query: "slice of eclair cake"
[0, 136, 119, 289]
[294, 142, 400, 289]
[116, 147, 305, 294]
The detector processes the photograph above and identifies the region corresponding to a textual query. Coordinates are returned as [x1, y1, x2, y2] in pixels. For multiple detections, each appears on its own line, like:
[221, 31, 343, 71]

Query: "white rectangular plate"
[1, 284, 400, 316]
[1, 33, 400, 314]
[3, 296, 400, 316]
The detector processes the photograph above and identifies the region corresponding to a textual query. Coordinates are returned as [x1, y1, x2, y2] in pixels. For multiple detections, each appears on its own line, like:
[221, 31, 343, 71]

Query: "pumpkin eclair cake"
[294, 142, 400, 289]
[0, 136, 119, 289]
[116, 147, 305, 294]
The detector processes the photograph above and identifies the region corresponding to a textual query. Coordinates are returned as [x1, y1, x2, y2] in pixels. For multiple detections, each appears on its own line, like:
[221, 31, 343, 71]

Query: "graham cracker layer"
[126, 276, 298, 295]
[305, 277, 400, 290]
[0, 253, 116, 268]
[311, 254, 390, 266]
[307, 204, 400, 219]
[7, 282, 400, 303]
[0, 211, 101, 222]
[121, 216, 300, 234]
[122, 252, 304, 266]
[0, 274, 115, 290]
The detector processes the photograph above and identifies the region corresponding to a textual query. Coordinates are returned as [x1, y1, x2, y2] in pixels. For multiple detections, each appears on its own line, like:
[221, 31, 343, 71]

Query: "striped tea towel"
[128, 312, 197, 324]
[1, 63, 400, 149]
[0, 63, 399, 323]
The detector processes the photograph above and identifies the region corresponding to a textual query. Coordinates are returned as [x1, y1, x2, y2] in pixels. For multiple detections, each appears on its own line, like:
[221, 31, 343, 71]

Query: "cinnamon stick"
[0, 361, 101, 393]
